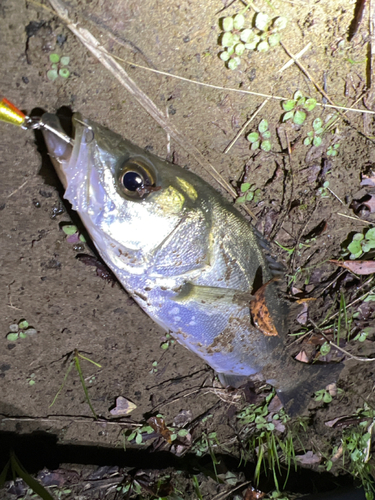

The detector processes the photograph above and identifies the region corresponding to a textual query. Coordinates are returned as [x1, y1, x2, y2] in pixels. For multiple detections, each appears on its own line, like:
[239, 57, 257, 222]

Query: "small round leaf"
[255, 12, 270, 31]
[222, 32, 234, 47]
[366, 228, 375, 240]
[304, 137, 312, 146]
[293, 110, 306, 125]
[261, 140, 271, 151]
[220, 51, 230, 62]
[262, 130, 271, 139]
[235, 43, 245, 56]
[233, 14, 245, 30]
[304, 98, 317, 111]
[47, 69, 59, 81]
[49, 53, 60, 63]
[251, 141, 260, 150]
[241, 182, 251, 192]
[257, 41, 269, 52]
[258, 119, 268, 133]
[283, 110, 294, 122]
[223, 16, 234, 32]
[294, 90, 304, 100]
[282, 100, 296, 111]
[240, 29, 253, 43]
[268, 33, 281, 47]
[273, 16, 288, 30]
[60, 56, 70, 66]
[247, 132, 259, 143]
[7, 333, 19, 341]
[313, 118, 322, 130]
[59, 68, 70, 78]
[347, 240, 362, 255]
[313, 136, 322, 147]
[228, 58, 239, 70]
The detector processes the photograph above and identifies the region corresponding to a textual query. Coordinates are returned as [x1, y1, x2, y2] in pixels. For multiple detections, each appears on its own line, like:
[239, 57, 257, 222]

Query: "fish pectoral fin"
[173, 282, 254, 306]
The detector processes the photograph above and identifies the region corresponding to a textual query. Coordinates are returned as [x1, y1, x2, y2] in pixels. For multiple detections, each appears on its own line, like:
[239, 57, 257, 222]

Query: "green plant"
[304, 118, 324, 146]
[282, 91, 317, 125]
[161, 332, 176, 350]
[346, 228, 375, 259]
[219, 11, 287, 70]
[191, 431, 220, 480]
[50, 350, 101, 419]
[327, 143, 340, 156]
[317, 180, 330, 198]
[47, 54, 70, 81]
[6, 319, 37, 341]
[150, 360, 158, 374]
[247, 119, 272, 151]
[126, 424, 155, 445]
[236, 182, 261, 204]
[314, 389, 333, 404]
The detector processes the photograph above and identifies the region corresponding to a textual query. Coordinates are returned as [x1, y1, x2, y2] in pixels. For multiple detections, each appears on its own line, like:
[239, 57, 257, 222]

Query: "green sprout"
[327, 143, 340, 156]
[47, 53, 71, 81]
[236, 182, 261, 204]
[160, 332, 176, 350]
[219, 12, 287, 70]
[6, 319, 37, 341]
[314, 389, 332, 403]
[317, 180, 330, 198]
[150, 360, 158, 374]
[49, 350, 101, 419]
[353, 329, 369, 342]
[319, 341, 331, 356]
[126, 425, 155, 445]
[247, 118, 272, 151]
[304, 117, 324, 146]
[346, 228, 375, 259]
[282, 90, 317, 125]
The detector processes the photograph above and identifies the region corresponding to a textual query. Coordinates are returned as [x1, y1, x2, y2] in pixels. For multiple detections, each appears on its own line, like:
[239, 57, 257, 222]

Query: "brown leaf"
[295, 350, 310, 363]
[250, 280, 278, 336]
[296, 302, 308, 325]
[110, 396, 136, 416]
[244, 486, 265, 500]
[330, 259, 375, 275]
[147, 416, 174, 444]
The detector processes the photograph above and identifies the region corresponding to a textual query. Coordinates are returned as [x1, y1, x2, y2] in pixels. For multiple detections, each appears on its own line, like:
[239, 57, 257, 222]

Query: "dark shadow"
[0, 429, 365, 497]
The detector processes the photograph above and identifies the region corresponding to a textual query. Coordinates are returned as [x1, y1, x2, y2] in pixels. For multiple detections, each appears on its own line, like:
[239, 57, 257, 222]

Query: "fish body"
[42, 113, 342, 414]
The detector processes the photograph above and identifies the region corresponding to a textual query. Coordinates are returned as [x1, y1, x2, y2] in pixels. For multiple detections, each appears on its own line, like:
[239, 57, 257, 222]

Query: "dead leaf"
[296, 451, 321, 465]
[330, 259, 375, 275]
[250, 280, 278, 336]
[244, 486, 265, 500]
[296, 302, 308, 325]
[295, 350, 309, 363]
[326, 382, 337, 397]
[110, 396, 136, 416]
[147, 416, 174, 444]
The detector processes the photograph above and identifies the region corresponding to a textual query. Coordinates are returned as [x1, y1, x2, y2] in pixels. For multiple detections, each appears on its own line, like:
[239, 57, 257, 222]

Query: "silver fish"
[42, 112, 342, 415]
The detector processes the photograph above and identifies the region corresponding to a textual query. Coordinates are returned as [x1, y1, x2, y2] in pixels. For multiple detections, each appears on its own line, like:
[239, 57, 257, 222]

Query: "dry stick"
[280, 41, 375, 143]
[278, 42, 312, 73]
[308, 318, 375, 362]
[223, 98, 270, 154]
[337, 212, 370, 224]
[47, 0, 259, 218]
[111, 57, 375, 115]
[290, 200, 320, 272]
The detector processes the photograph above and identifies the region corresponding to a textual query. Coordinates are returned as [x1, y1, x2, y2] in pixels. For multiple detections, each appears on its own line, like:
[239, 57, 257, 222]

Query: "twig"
[223, 98, 270, 153]
[7, 179, 28, 198]
[278, 42, 312, 72]
[211, 481, 252, 500]
[337, 212, 369, 223]
[309, 318, 375, 362]
[327, 187, 345, 205]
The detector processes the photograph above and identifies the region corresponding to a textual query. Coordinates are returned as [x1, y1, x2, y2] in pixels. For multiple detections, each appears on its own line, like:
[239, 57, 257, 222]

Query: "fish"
[41, 112, 343, 415]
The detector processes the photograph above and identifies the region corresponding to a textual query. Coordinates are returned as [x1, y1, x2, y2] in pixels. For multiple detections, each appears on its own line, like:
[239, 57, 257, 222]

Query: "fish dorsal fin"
[173, 283, 253, 306]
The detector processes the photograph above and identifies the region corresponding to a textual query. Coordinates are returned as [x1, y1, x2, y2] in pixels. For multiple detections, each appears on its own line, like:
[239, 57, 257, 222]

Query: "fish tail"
[277, 362, 343, 417]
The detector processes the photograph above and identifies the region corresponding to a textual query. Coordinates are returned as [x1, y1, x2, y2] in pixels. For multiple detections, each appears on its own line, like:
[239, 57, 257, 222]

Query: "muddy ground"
[1, 0, 375, 498]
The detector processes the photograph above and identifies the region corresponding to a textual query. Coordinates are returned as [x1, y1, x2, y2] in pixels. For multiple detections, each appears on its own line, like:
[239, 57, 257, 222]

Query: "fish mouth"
[41, 113, 74, 189]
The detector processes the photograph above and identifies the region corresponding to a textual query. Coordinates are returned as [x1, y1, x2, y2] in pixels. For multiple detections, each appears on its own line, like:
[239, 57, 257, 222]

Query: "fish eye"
[119, 159, 157, 199]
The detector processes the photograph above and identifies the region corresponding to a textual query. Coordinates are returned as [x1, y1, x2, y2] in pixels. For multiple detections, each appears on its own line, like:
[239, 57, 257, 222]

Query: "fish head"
[42, 113, 201, 272]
